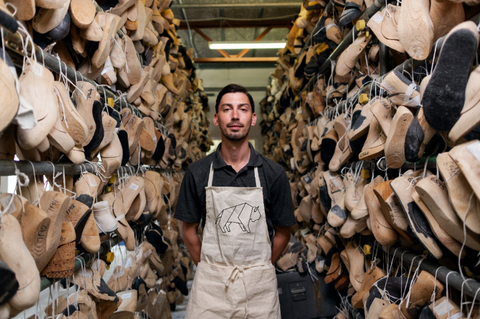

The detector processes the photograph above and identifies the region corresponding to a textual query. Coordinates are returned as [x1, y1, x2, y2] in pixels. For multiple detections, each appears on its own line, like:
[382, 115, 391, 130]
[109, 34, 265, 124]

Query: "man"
[174, 83, 295, 318]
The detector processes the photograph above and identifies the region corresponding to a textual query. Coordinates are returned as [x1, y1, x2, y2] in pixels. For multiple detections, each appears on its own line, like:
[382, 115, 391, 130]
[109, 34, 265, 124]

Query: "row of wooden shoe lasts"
[264, 0, 480, 318]
[0, 0, 210, 318]
[0, 167, 192, 319]
[0, 0, 213, 170]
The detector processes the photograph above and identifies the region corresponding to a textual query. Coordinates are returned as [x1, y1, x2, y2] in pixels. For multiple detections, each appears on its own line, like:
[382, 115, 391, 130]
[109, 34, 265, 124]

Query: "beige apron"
[185, 164, 281, 319]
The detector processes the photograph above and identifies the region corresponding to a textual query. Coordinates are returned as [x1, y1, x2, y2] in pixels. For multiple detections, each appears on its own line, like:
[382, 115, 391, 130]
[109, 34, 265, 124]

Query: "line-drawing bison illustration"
[215, 203, 261, 233]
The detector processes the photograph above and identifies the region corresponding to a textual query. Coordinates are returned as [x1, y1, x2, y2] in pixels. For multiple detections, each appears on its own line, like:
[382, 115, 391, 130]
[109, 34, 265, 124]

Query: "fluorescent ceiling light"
[209, 41, 286, 50]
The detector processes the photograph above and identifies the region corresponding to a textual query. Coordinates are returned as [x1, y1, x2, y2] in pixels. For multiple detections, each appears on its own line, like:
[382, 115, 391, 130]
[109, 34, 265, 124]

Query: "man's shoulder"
[256, 152, 287, 177]
[187, 152, 215, 175]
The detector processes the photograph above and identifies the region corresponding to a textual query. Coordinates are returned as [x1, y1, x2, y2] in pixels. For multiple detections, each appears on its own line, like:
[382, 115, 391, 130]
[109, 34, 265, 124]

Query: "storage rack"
[4, 30, 132, 115]
[0, 0, 193, 307]
[0, 159, 98, 176]
[385, 246, 480, 303]
[271, 0, 480, 317]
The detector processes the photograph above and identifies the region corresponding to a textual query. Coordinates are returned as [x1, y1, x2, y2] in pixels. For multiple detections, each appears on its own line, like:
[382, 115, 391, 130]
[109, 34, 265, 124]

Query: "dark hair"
[215, 83, 255, 113]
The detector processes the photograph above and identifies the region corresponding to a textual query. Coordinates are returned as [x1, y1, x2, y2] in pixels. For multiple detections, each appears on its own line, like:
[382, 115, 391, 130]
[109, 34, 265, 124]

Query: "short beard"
[224, 132, 248, 142]
[222, 125, 250, 142]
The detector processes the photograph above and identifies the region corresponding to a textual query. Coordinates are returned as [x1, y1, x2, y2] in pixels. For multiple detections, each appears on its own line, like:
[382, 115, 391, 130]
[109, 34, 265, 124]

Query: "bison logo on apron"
[215, 203, 261, 233]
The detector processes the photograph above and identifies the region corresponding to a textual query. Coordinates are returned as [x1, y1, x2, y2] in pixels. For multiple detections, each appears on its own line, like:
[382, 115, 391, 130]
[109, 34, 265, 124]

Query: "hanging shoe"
[19, 204, 50, 269]
[6, 0, 35, 20]
[70, 0, 96, 29]
[73, 81, 99, 146]
[338, 0, 364, 27]
[399, 271, 443, 319]
[38, 191, 72, 272]
[411, 184, 466, 259]
[367, 4, 404, 53]
[53, 81, 89, 146]
[0, 214, 40, 313]
[430, 0, 464, 42]
[437, 152, 480, 235]
[422, 21, 479, 131]
[348, 99, 373, 141]
[358, 116, 386, 161]
[397, 0, 433, 60]
[384, 106, 414, 169]
[0, 260, 18, 306]
[40, 221, 76, 278]
[415, 174, 480, 251]
[449, 65, 480, 143]
[91, 12, 122, 69]
[32, 0, 70, 35]
[324, 171, 347, 227]
[0, 51, 18, 134]
[16, 62, 58, 151]
[351, 265, 386, 309]
[365, 176, 398, 246]
[100, 191, 135, 251]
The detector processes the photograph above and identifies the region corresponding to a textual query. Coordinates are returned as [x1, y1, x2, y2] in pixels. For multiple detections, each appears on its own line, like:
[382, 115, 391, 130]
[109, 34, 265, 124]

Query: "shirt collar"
[213, 142, 263, 169]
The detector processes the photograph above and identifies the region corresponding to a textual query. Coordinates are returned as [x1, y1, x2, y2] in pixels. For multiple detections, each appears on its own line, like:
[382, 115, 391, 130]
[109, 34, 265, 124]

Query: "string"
[458, 192, 475, 289]
[404, 255, 425, 308]
[432, 266, 447, 307]
[430, 38, 441, 75]
[468, 287, 480, 318]
[27, 161, 42, 209]
[0, 28, 5, 62]
[461, 278, 477, 315]
[445, 271, 456, 318]
[53, 85, 69, 129]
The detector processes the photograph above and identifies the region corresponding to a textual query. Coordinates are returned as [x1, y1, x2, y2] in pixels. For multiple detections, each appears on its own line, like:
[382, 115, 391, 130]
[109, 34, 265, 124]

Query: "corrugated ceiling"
[171, 1, 301, 60]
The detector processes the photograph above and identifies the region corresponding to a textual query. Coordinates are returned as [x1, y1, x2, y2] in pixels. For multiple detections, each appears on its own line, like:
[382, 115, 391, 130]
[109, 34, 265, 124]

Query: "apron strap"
[254, 167, 260, 188]
[207, 163, 214, 187]
[225, 266, 249, 319]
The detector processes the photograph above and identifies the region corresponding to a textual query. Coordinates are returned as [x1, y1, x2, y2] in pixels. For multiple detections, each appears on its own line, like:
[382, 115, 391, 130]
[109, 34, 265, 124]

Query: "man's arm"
[271, 225, 292, 264]
[182, 222, 202, 265]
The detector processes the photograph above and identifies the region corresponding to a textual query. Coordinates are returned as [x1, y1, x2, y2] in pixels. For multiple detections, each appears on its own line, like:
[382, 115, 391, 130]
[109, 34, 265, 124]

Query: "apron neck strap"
[208, 163, 214, 187]
[207, 163, 261, 188]
[254, 166, 260, 188]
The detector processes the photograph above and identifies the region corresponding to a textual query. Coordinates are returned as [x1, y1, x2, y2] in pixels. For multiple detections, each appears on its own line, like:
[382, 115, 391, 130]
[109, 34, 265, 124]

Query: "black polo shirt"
[174, 143, 295, 241]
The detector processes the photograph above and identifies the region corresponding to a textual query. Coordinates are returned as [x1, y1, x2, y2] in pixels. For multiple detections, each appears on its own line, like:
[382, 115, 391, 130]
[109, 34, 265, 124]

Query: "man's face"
[213, 92, 256, 142]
